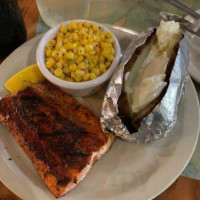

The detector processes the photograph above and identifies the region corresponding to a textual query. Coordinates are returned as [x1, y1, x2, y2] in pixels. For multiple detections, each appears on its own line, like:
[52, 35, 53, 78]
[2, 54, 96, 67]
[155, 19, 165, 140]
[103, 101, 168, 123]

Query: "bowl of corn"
[36, 20, 121, 96]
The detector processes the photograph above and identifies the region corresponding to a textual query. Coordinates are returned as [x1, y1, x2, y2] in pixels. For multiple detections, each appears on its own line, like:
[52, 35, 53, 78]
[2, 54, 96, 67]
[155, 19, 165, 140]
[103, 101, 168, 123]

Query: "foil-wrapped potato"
[118, 21, 182, 132]
[101, 20, 189, 143]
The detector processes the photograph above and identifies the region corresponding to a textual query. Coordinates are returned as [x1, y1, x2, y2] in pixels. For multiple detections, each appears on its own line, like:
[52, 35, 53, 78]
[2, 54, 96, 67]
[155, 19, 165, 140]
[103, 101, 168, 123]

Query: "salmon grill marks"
[0, 80, 115, 197]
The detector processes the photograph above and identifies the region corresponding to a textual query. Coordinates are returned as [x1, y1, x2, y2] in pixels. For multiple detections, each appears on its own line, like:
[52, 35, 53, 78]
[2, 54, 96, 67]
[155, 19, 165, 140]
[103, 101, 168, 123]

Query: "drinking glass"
[36, 0, 135, 27]
[36, 0, 90, 27]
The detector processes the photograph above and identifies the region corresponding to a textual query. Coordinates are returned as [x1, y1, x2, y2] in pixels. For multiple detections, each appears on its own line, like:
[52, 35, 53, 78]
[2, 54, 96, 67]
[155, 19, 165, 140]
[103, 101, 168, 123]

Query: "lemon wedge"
[4, 64, 45, 93]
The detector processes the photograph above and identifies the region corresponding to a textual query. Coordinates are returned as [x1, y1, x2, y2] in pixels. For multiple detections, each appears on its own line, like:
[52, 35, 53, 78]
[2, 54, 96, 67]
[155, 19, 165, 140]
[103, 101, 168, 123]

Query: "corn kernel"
[105, 61, 111, 68]
[93, 35, 100, 42]
[96, 30, 101, 35]
[57, 33, 64, 39]
[83, 21, 90, 28]
[85, 53, 89, 57]
[68, 43, 77, 49]
[77, 22, 83, 29]
[80, 39, 87, 46]
[100, 42, 107, 49]
[59, 74, 65, 80]
[84, 44, 91, 52]
[92, 68, 100, 76]
[107, 55, 114, 62]
[84, 62, 89, 70]
[47, 56, 55, 63]
[55, 40, 62, 50]
[83, 73, 90, 81]
[106, 43, 113, 48]
[73, 48, 78, 54]
[63, 66, 70, 74]
[57, 38, 63, 43]
[89, 44, 94, 51]
[76, 56, 84, 64]
[68, 21, 77, 30]
[71, 71, 76, 78]
[82, 32, 88, 39]
[49, 39, 56, 46]
[63, 62, 69, 68]
[72, 33, 79, 41]
[46, 43, 52, 49]
[46, 57, 55, 68]
[88, 64, 95, 71]
[99, 63, 106, 72]
[66, 52, 74, 59]
[105, 32, 112, 38]
[71, 22, 78, 30]
[78, 27, 86, 35]
[45, 49, 52, 57]
[57, 51, 63, 60]
[94, 45, 100, 52]
[76, 41, 81, 46]
[93, 42, 98, 48]
[74, 76, 82, 82]
[60, 24, 67, 33]
[89, 50, 95, 56]
[56, 61, 64, 68]
[89, 28, 94, 35]
[67, 59, 74, 65]
[77, 46, 85, 56]
[66, 32, 70, 36]
[60, 47, 67, 53]
[92, 23, 99, 31]
[100, 33, 105, 41]
[111, 47, 115, 55]
[63, 38, 69, 44]
[84, 44, 94, 52]
[88, 36, 93, 44]
[84, 58, 91, 65]
[66, 77, 74, 82]
[102, 48, 112, 59]
[101, 68, 106, 74]
[68, 35, 73, 42]
[54, 68, 63, 77]
[90, 73, 97, 80]
[64, 43, 70, 50]
[76, 69, 85, 77]
[78, 62, 86, 70]
[52, 50, 58, 57]
[92, 55, 99, 65]
[84, 28, 89, 33]
[69, 63, 77, 71]
[99, 56, 105, 63]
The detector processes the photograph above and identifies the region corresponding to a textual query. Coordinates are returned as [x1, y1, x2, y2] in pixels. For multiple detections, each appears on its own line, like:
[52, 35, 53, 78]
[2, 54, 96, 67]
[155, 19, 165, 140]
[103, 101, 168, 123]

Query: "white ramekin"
[36, 19, 121, 96]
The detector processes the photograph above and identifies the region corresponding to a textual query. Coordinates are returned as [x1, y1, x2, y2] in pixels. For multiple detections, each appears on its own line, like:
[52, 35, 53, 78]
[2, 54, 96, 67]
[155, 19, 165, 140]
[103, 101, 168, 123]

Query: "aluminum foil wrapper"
[100, 27, 189, 143]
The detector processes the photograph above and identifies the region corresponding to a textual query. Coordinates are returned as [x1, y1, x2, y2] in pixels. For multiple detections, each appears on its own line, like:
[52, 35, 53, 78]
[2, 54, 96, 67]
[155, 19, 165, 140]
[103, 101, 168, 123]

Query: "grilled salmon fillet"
[0, 80, 115, 197]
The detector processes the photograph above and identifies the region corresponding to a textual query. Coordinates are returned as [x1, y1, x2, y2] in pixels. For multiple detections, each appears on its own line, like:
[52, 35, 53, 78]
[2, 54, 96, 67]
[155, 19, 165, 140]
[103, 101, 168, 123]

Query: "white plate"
[0, 25, 199, 200]
[186, 9, 200, 83]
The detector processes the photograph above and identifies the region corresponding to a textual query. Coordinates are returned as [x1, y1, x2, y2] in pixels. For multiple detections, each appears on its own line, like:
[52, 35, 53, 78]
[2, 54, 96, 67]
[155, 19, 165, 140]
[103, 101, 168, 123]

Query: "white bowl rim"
[36, 19, 121, 90]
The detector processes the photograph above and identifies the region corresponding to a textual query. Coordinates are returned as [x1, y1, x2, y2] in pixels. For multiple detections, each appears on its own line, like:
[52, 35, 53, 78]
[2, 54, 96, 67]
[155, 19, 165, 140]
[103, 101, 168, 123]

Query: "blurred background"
[35, 0, 200, 32]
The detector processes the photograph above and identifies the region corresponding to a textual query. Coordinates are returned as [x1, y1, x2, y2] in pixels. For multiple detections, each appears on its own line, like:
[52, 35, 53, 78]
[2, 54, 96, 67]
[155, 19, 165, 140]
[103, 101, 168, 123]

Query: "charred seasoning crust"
[0, 80, 115, 197]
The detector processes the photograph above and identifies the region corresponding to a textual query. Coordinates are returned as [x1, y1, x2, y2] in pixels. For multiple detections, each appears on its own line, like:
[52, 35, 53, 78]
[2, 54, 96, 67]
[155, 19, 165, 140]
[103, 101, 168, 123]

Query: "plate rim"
[0, 25, 199, 200]
[149, 78, 200, 200]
